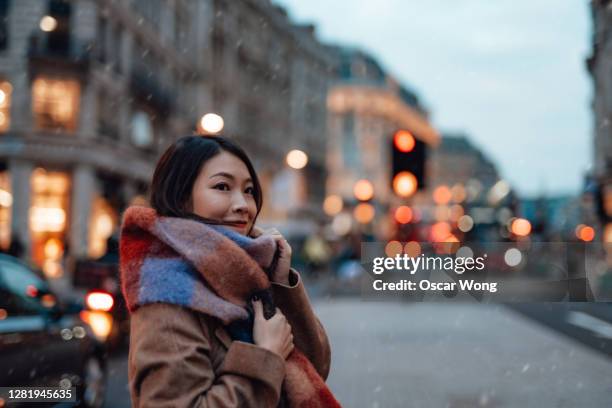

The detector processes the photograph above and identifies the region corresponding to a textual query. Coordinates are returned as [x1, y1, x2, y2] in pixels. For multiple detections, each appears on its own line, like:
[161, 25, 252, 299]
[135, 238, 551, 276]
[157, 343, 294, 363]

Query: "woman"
[120, 135, 341, 407]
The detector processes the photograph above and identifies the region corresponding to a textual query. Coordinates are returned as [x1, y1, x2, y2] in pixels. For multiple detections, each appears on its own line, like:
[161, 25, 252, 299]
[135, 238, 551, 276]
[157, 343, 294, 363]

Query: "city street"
[1, 2, 609, 408]
[103, 296, 612, 408]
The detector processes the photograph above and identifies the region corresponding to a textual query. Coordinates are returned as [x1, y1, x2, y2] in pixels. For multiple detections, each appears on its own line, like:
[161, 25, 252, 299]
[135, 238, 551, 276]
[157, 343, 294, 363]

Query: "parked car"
[74, 259, 129, 350]
[0, 254, 106, 407]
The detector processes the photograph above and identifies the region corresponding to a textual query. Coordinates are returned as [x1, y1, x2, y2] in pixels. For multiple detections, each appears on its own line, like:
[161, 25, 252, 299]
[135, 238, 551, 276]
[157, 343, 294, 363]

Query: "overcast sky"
[275, 0, 593, 198]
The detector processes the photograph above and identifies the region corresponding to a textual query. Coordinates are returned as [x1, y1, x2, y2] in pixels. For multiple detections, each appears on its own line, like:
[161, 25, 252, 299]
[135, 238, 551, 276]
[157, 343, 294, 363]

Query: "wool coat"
[128, 268, 331, 407]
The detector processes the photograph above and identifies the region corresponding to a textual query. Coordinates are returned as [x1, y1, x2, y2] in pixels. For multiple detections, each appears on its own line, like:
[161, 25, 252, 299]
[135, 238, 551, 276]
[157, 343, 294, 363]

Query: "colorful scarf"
[119, 206, 341, 408]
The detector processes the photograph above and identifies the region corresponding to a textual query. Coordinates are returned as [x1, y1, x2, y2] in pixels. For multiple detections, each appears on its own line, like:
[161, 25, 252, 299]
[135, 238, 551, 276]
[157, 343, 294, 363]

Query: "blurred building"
[587, 0, 612, 240]
[519, 195, 582, 239]
[0, 0, 206, 277]
[588, 0, 612, 180]
[0, 0, 337, 277]
[428, 134, 499, 192]
[206, 2, 337, 227]
[425, 134, 516, 241]
[325, 46, 439, 238]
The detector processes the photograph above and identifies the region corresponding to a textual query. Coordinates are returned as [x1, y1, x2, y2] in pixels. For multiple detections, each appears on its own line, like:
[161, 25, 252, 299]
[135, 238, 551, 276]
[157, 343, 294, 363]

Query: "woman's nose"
[231, 192, 249, 213]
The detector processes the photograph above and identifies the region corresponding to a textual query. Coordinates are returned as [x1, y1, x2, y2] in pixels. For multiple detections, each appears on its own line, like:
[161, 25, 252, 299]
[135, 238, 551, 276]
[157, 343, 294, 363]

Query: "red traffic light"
[393, 130, 415, 153]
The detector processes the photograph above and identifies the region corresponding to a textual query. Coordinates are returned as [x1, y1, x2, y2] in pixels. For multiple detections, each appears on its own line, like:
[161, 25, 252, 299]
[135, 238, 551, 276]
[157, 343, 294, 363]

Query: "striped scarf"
[119, 206, 341, 408]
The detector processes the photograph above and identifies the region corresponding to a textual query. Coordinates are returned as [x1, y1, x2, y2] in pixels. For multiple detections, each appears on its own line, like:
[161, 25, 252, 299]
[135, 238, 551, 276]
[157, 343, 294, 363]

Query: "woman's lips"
[224, 221, 248, 230]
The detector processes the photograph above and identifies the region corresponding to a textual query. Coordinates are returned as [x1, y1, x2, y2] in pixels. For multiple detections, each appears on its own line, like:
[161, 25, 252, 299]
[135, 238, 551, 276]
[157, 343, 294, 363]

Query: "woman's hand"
[252, 299, 294, 359]
[260, 228, 292, 285]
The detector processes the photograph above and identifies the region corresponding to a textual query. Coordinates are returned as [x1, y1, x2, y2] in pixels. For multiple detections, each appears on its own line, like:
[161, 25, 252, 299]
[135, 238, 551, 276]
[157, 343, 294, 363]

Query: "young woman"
[120, 135, 341, 407]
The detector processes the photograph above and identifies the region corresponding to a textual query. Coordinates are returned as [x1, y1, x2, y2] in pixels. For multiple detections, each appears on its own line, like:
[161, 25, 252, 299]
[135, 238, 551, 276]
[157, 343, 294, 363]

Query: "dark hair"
[149, 135, 263, 231]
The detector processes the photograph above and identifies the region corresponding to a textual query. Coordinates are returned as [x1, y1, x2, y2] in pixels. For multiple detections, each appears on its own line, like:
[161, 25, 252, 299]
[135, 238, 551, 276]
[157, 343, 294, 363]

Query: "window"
[174, 2, 190, 50]
[0, 0, 9, 51]
[30, 168, 70, 278]
[0, 80, 10, 132]
[0, 171, 10, 250]
[132, 0, 161, 28]
[88, 196, 117, 258]
[342, 112, 360, 169]
[97, 88, 119, 141]
[130, 110, 154, 148]
[32, 77, 80, 131]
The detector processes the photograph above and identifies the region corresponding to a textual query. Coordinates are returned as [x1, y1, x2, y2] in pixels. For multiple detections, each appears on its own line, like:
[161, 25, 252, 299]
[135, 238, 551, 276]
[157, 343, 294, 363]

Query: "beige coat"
[128, 269, 331, 407]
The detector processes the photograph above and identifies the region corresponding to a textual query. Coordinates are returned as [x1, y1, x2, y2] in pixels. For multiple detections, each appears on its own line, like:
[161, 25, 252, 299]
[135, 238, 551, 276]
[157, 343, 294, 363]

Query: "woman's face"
[191, 151, 257, 235]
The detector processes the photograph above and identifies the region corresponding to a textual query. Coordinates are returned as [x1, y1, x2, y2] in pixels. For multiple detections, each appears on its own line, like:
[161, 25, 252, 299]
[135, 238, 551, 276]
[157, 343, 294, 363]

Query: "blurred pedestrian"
[303, 225, 332, 278]
[97, 233, 119, 264]
[7, 233, 24, 259]
[120, 136, 340, 407]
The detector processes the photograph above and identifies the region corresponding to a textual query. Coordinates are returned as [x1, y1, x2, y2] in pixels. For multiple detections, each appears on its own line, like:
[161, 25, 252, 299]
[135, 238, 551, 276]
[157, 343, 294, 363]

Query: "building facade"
[426, 134, 518, 242]
[0, 0, 336, 278]
[325, 47, 439, 238]
[588, 0, 612, 242]
[205, 1, 336, 225]
[428, 134, 499, 194]
[589, 0, 612, 181]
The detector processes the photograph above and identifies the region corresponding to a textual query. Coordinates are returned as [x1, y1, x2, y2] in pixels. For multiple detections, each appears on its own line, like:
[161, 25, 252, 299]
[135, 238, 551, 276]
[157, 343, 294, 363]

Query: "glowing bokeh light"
[392, 172, 417, 197]
[199, 113, 224, 134]
[394, 206, 413, 224]
[323, 195, 343, 216]
[511, 218, 531, 237]
[393, 130, 415, 152]
[286, 149, 308, 169]
[353, 179, 374, 201]
[433, 185, 452, 205]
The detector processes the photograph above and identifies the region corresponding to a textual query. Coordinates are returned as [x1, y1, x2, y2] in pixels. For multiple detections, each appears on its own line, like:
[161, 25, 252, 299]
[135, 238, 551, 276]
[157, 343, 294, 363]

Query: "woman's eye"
[213, 183, 230, 191]
[245, 186, 255, 195]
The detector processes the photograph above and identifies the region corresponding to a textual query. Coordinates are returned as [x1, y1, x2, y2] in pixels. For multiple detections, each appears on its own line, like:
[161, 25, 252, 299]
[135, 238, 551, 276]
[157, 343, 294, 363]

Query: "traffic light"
[391, 130, 426, 197]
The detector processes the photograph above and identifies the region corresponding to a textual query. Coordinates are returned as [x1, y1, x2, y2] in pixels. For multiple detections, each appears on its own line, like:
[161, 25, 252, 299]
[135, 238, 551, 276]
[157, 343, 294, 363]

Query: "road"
[103, 298, 612, 408]
[318, 299, 612, 407]
[510, 303, 612, 357]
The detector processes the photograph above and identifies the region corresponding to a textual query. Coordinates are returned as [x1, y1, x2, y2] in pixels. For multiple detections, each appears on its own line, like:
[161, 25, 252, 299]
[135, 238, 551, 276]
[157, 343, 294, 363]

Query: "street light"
[199, 113, 224, 134]
[286, 149, 308, 169]
[40, 16, 58, 32]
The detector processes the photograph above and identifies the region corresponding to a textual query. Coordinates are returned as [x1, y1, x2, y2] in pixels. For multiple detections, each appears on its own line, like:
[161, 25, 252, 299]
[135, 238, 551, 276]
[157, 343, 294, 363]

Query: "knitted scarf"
[119, 206, 341, 408]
